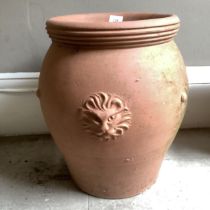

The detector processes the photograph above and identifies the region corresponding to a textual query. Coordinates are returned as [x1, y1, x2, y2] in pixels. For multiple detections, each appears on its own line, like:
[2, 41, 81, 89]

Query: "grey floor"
[0, 129, 210, 210]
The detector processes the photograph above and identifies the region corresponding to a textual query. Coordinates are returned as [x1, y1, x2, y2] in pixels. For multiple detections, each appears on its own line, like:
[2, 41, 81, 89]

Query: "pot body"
[38, 40, 188, 198]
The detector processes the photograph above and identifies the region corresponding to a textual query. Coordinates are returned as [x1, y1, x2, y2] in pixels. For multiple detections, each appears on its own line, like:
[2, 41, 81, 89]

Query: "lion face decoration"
[80, 92, 132, 141]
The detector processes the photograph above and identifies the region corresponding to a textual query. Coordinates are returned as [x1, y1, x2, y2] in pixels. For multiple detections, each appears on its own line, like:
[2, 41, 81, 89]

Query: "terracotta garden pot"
[38, 12, 188, 199]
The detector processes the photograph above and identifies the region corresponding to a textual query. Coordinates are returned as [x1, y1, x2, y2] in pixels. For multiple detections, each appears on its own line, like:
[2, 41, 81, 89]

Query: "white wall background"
[0, 0, 210, 73]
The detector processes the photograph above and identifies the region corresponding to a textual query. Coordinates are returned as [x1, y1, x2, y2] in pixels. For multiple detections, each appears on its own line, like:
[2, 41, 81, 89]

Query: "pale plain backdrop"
[0, 0, 209, 72]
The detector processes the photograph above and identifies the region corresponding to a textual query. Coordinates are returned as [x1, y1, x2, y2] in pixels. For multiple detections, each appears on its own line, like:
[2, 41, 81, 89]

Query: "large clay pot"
[38, 12, 188, 198]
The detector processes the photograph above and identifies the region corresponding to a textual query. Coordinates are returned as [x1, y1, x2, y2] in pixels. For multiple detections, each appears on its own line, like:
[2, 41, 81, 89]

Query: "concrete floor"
[0, 129, 210, 210]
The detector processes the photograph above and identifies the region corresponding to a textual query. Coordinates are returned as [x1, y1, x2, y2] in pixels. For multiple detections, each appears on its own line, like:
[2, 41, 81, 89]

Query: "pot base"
[77, 179, 157, 199]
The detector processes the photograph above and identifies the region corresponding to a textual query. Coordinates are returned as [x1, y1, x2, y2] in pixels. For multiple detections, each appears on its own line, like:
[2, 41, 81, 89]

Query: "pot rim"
[46, 12, 180, 48]
[46, 12, 180, 30]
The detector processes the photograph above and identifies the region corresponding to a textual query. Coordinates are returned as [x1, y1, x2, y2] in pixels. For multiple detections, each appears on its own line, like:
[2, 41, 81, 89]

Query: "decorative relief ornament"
[80, 92, 132, 141]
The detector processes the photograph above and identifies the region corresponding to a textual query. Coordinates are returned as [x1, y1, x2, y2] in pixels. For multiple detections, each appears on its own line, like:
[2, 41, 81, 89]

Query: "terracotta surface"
[38, 12, 188, 199]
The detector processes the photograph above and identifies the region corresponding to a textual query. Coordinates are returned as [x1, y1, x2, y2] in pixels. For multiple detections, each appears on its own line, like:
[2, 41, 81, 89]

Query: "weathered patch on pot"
[80, 92, 132, 141]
